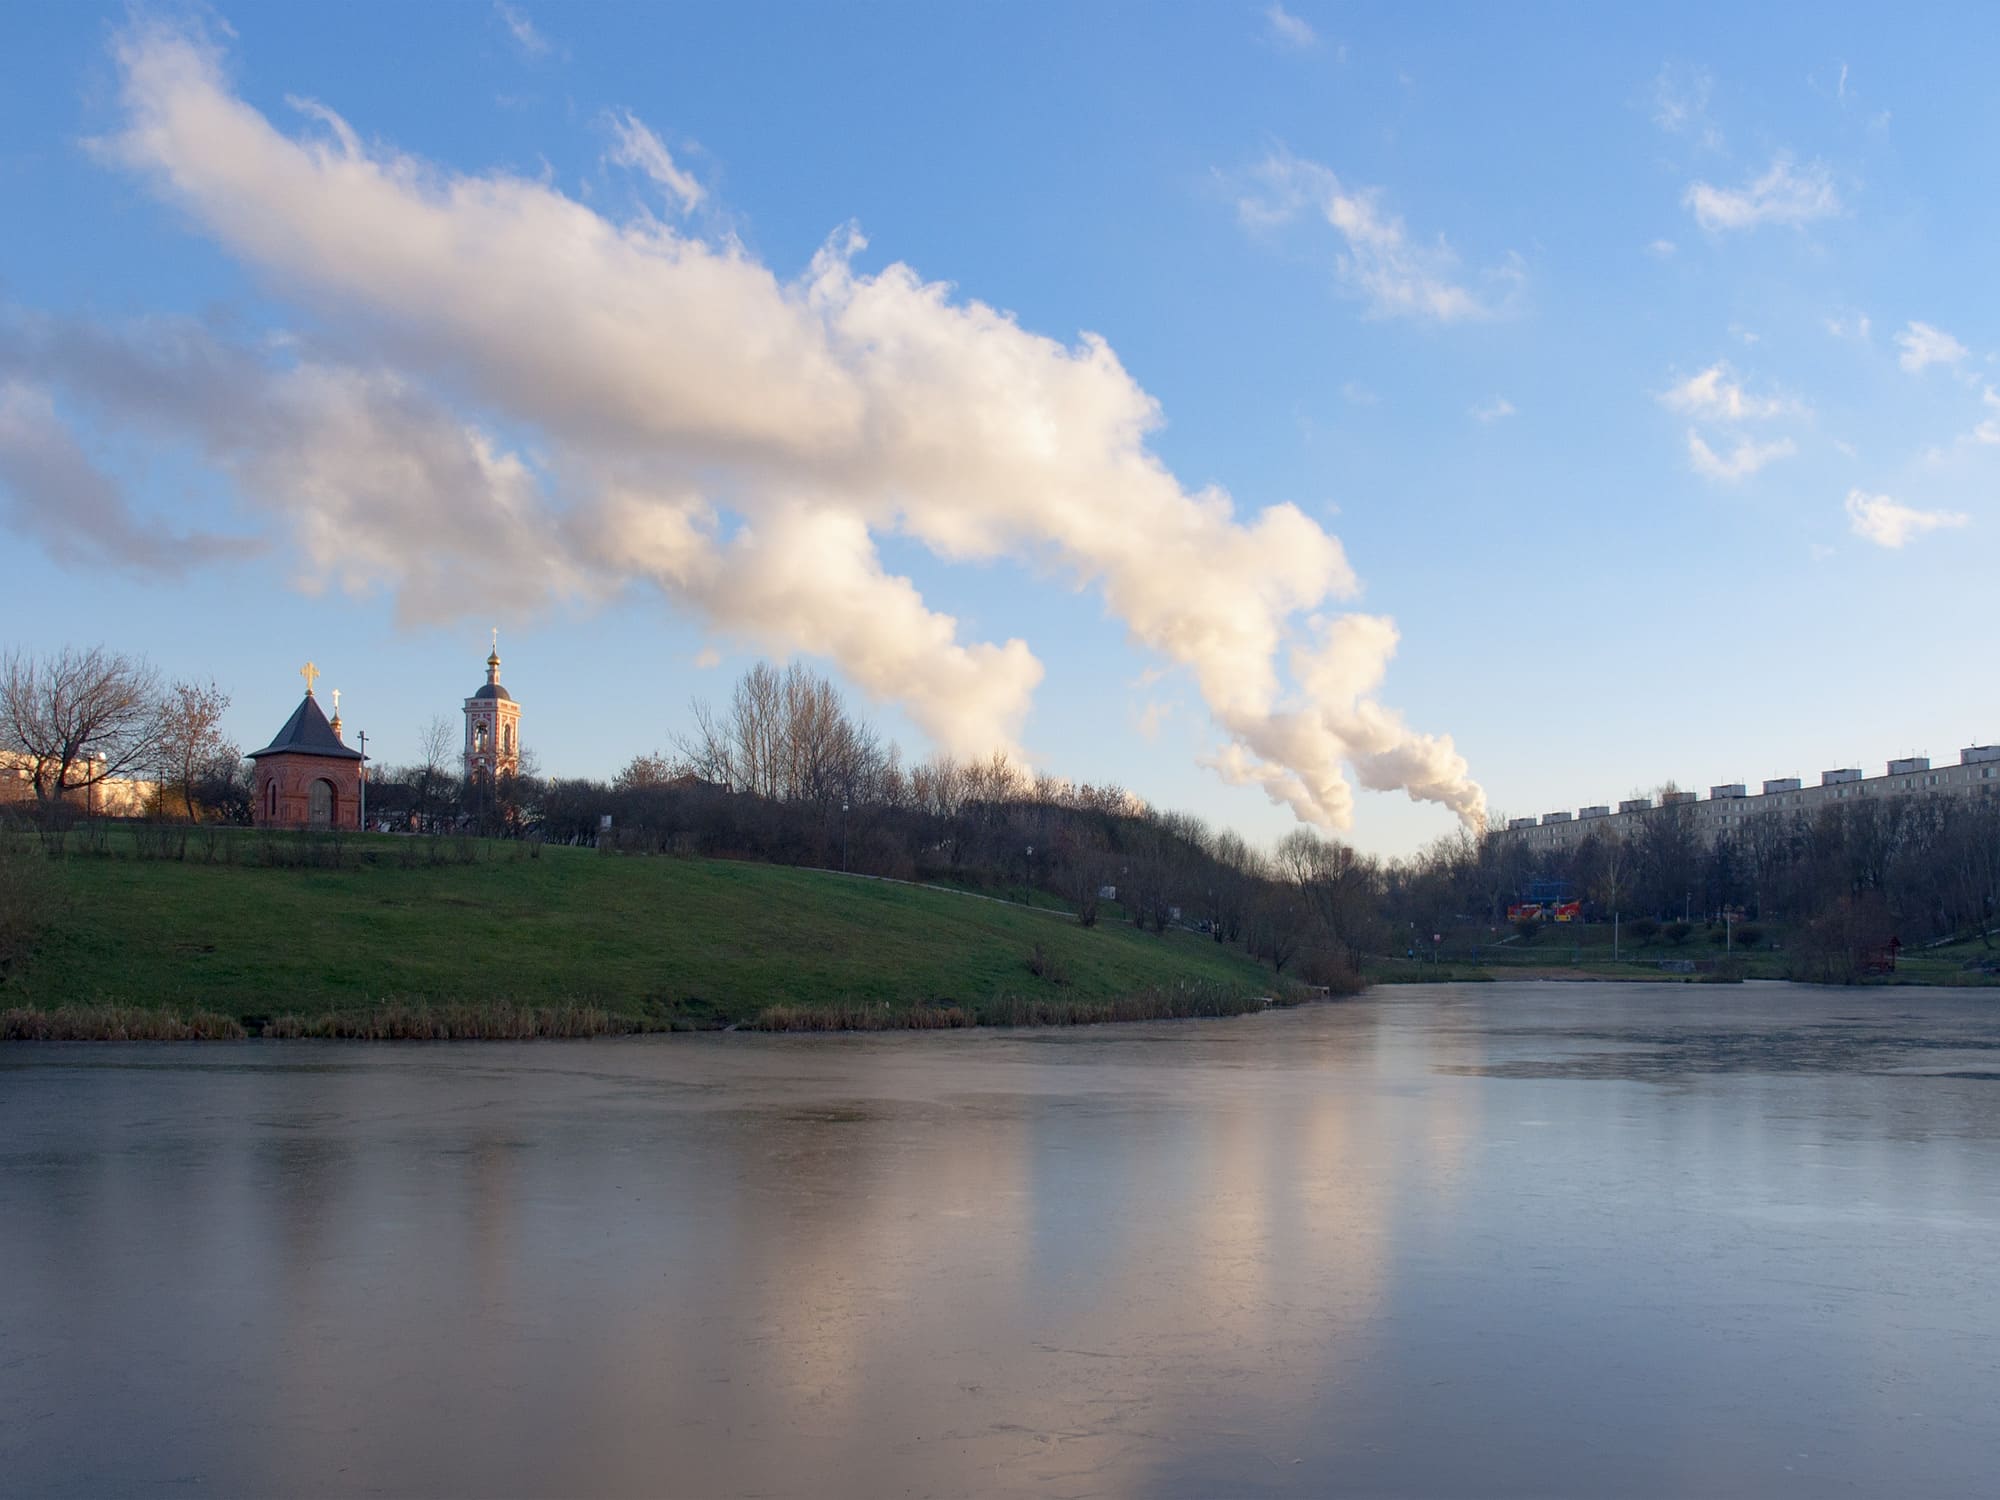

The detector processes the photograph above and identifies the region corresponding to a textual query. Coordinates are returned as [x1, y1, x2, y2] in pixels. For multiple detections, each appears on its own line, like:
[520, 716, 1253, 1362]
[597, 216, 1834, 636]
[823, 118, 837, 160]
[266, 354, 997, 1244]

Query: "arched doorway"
[309, 778, 335, 828]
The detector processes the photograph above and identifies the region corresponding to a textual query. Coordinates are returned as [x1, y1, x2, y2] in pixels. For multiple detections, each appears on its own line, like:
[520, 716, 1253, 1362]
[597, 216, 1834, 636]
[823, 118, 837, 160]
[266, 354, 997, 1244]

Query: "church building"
[463, 635, 523, 781]
[248, 663, 364, 828]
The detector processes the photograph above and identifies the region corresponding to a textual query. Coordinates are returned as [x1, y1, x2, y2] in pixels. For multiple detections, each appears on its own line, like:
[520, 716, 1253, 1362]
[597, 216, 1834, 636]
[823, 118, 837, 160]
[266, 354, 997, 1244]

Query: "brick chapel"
[248, 662, 364, 828]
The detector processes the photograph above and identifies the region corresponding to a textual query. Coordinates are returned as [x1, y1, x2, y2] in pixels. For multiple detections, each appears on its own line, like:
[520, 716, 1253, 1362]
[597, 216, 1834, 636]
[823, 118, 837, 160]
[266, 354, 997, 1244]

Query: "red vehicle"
[1509, 901, 1583, 923]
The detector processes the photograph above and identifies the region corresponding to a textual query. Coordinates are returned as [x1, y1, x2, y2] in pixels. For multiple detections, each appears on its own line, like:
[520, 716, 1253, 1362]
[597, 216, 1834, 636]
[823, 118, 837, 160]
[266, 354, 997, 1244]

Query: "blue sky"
[3, 2, 1995, 856]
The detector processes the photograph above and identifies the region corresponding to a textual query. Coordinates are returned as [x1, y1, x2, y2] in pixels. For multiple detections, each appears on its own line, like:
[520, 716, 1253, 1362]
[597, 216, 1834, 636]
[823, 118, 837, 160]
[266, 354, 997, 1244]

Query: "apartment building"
[1495, 745, 2000, 854]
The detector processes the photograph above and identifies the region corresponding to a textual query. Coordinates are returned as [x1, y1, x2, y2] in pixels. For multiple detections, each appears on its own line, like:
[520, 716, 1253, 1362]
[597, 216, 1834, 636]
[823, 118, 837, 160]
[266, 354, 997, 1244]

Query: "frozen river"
[4, 982, 1998, 1497]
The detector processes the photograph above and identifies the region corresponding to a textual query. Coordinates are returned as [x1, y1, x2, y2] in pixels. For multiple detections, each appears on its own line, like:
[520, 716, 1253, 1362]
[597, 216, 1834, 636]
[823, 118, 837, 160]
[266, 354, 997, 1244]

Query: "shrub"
[1626, 917, 1660, 942]
[1664, 920, 1693, 946]
[1026, 943, 1071, 985]
[1295, 947, 1367, 994]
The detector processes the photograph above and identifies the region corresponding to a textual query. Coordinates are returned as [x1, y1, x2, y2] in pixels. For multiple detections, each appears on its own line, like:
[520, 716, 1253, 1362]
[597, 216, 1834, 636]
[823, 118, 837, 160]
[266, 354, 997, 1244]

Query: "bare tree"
[1249, 889, 1303, 974]
[1, 646, 161, 806]
[677, 661, 887, 812]
[154, 678, 231, 822]
[1276, 827, 1380, 971]
[614, 751, 682, 792]
[413, 714, 456, 831]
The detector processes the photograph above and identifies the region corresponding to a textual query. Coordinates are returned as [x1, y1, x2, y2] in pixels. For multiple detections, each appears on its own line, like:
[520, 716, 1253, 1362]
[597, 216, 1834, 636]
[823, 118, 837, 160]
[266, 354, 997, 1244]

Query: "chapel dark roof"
[472, 683, 513, 701]
[247, 693, 364, 761]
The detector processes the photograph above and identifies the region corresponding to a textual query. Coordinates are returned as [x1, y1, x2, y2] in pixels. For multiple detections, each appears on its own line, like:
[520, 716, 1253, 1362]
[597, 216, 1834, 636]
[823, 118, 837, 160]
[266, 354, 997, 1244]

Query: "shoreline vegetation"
[2, 984, 1287, 1042]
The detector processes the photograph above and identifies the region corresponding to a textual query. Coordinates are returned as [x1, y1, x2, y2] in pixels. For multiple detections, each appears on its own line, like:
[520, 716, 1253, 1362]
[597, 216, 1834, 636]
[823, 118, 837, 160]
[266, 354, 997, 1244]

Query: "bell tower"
[463, 631, 523, 781]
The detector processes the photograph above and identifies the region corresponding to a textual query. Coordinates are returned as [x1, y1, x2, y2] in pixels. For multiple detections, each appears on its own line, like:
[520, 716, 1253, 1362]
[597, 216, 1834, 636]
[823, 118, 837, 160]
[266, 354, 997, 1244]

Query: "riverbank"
[2, 984, 1288, 1040]
[0, 832, 1288, 1037]
[1364, 934, 2000, 988]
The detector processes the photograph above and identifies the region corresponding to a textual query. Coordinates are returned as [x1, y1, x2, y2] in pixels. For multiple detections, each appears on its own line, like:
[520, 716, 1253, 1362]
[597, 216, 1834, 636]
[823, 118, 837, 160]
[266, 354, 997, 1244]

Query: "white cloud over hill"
[0, 19, 1487, 832]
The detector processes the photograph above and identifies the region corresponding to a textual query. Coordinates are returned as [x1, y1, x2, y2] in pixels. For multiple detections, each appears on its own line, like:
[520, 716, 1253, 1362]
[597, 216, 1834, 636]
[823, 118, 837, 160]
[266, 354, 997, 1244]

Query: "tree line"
[8, 644, 1997, 976]
[1456, 789, 2000, 967]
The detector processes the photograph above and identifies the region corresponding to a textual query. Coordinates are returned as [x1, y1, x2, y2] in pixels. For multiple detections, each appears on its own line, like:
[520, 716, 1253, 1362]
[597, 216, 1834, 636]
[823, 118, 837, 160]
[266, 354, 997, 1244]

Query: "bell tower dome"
[463, 630, 523, 781]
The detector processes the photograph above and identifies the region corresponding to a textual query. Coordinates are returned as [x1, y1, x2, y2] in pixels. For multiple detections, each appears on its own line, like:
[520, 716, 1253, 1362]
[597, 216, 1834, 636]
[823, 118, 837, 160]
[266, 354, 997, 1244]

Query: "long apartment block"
[1495, 745, 2000, 852]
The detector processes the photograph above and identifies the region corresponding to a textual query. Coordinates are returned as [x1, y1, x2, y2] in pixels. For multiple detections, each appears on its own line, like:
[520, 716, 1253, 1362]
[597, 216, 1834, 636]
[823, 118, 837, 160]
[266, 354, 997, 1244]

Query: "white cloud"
[1683, 154, 1840, 231]
[1234, 151, 1520, 323]
[0, 318, 584, 613]
[1652, 65, 1723, 150]
[1339, 380, 1377, 406]
[1824, 313, 1871, 340]
[1264, 4, 1317, 48]
[605, 109, 704, 213]
[1975, 387, 2000, 444]
[48, 20, 1489, 833]
[1646, 238, 1677, 258]
[494, 2, 549, 59]
[1896, 320, 1968, 373]
[1844, 489, 1969, 548]
[1659, 363, 1801, 422]
[1470, 395, 1515, 423]
[0, 378, 259, 573]
[1686, 429, 1795, 482]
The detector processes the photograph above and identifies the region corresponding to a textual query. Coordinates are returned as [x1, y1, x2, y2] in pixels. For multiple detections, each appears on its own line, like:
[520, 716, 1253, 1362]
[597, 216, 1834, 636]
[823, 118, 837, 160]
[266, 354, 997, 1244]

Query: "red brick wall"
[252, 752, 363, 829]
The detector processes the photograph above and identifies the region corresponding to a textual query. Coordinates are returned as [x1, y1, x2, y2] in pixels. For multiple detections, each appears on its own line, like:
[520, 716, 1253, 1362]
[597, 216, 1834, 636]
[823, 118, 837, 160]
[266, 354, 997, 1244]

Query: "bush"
[1294, 947, 1368, 994]
[1664, 920, 1693, 946]
[1733, 925, 1763, 949]
[132, 820, 189, 861]
[1512, 917, 1540, 943]
[1626, 917, 1660, 942]
[1025, 943, 1071, 985]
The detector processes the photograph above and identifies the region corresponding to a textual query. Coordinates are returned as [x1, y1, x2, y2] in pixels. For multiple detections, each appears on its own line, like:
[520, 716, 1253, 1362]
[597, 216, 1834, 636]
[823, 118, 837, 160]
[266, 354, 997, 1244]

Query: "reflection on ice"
[3, 984, 1997, 1498]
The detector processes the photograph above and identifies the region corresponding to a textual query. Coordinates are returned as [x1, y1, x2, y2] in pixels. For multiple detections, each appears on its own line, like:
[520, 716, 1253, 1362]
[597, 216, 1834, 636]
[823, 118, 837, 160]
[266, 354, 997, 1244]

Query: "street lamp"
[841, 798, 850, 873]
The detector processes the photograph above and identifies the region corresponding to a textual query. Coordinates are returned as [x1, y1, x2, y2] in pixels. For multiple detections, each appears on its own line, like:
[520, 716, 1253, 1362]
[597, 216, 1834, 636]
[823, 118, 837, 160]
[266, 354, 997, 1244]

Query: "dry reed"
[2, 1006, 247, 1040]
[258, 1003, 639, 1039]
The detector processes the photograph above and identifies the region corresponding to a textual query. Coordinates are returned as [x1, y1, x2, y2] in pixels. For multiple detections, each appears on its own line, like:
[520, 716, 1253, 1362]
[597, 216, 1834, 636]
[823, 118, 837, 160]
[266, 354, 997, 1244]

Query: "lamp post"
[841, 798, 850, 873]
[357, 730, 369, 831]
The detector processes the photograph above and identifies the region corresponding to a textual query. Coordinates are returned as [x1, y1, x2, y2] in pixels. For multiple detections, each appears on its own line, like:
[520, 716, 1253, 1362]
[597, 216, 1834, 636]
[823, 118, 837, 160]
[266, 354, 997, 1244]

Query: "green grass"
[1390, 918, 2000, 986]
[4, 832, 1283, 1033]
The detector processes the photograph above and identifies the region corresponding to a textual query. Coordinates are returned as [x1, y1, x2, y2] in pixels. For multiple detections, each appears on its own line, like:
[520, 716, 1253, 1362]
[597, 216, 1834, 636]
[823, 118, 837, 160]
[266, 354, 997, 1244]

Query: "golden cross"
[300, 660, 319, 695]
[491, 626, 499, 652]
[332, 688, 341, 713]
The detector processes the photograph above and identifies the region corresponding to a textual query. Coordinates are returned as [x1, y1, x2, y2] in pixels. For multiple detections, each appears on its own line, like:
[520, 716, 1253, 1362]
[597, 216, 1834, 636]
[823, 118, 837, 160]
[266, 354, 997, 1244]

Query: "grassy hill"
[2, 832, 1284, 1036]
